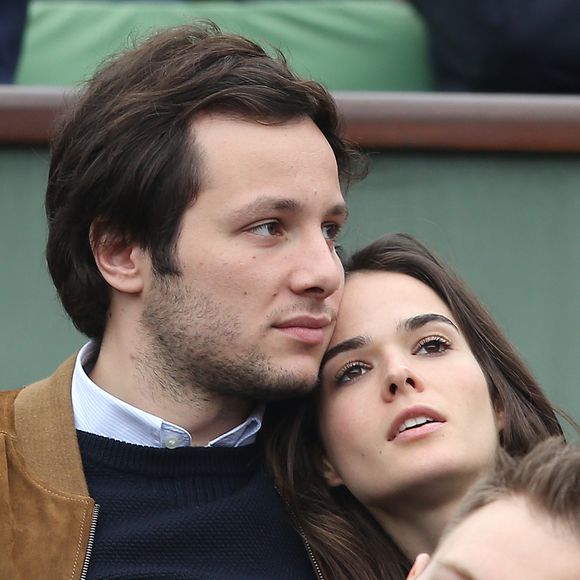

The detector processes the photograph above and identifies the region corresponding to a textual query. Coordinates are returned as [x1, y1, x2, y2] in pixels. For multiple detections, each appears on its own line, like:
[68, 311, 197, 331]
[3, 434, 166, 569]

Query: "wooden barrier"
[2, 87, 579, 425]
[2, 86, 580, 152]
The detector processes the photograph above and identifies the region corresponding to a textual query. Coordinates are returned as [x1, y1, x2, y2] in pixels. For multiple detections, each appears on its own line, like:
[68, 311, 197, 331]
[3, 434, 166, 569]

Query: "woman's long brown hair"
[264, 233, 565, 580]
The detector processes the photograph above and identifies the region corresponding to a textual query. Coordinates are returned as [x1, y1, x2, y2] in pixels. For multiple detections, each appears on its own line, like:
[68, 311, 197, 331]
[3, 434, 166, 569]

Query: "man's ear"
[91, 227, 148, 294]
[321, 456, 343, 488]
[406, 553, 430, 579]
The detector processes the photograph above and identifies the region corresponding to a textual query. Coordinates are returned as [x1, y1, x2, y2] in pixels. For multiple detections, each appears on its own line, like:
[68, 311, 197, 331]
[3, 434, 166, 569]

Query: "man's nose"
[287, 233, 344, 300]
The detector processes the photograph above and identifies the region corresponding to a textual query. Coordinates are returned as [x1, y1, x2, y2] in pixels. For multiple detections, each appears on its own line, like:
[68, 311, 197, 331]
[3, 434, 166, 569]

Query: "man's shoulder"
[0, 354, 89, 496]
[0, 355, 77, 430]
[0, 388, 21, 435]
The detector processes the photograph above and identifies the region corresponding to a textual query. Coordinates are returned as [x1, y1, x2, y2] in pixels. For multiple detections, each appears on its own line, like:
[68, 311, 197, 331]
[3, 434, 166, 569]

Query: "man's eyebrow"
[234, 197, 348, 219]
[320, 335, 370, 369]
[399, 313, 459, 333]
[328, 202, 349, 220]
[236, 197, 300, 215]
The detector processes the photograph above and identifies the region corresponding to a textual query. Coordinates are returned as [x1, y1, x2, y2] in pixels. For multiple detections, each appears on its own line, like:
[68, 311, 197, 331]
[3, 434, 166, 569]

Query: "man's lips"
[273, 316, 332, 345]
[387, 405, 446, 441]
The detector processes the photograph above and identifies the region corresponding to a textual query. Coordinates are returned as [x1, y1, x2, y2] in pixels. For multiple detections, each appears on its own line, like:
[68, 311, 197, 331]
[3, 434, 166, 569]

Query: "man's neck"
[89, 334, 254, 446]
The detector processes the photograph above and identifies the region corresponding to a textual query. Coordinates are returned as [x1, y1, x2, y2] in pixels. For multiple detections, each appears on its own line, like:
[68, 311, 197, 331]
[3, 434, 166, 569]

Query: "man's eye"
[335, 362, 371, 384]
[249, 221, 283, 236]
[414, 336, 451, 355]
[322, 222, 342, 242]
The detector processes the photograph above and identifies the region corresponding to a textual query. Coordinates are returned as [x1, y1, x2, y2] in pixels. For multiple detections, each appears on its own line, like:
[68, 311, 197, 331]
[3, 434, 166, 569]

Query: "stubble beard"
[139, 275, 318, 404]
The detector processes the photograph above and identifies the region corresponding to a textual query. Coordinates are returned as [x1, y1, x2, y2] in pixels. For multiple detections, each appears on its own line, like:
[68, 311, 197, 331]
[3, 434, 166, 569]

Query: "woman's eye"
[335, 362, 371, 385]
[322, 222, 342, 242]
[249, 221, 283, 237]
[415, 336, 451, 355]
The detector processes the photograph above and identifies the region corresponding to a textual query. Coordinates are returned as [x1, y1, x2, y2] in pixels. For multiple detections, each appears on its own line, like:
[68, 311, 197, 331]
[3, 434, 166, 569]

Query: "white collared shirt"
[71, 342, 263, 449]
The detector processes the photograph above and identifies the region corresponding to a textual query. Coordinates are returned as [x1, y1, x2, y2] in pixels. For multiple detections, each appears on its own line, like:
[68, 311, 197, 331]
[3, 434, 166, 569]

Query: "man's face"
[414, 496, 580, 580]
[140, 115, 346, 399]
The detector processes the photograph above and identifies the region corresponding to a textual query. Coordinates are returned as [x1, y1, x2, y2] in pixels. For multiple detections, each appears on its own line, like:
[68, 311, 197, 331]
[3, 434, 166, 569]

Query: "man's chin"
[257, 374, 318, 401]
[200, 354, 319, 401]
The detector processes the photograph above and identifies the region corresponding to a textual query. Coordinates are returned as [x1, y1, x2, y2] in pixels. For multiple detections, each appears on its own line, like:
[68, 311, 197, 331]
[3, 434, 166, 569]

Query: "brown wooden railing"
[2, 87, 580, 152]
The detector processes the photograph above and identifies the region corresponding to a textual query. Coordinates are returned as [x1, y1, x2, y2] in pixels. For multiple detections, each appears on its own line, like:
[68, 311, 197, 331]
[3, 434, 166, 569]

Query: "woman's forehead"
[341, 271, 450, 318]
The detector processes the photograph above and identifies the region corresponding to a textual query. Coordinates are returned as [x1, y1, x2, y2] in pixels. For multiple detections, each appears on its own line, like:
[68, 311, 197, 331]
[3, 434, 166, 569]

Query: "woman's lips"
[391, 420, 444, 442]
[388, 405, 446, 441]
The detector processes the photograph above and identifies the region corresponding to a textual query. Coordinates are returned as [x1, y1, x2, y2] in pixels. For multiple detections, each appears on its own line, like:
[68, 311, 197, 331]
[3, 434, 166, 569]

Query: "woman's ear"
[321, 456, 344, 487]
[491, 393, 506, 435]
[495, 408, 506, 433]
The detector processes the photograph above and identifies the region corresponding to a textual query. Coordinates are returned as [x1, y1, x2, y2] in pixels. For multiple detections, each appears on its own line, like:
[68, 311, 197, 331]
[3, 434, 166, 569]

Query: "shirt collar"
[71, 342, 263, 449]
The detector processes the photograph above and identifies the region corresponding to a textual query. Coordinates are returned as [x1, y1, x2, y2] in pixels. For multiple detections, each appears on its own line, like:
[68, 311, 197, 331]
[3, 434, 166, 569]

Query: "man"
[408, 438, 580, 580]
[0, 0, 28, 83]
[0, 22, 362, 579]
[407, 0, 580, 93]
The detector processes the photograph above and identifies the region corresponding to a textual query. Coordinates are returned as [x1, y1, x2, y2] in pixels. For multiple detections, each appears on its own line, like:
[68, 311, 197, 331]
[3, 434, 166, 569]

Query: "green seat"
[17, 0, 433, 90]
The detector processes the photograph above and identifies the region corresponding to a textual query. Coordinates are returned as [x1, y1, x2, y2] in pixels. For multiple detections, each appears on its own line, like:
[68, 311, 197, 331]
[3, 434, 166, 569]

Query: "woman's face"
[318, 271, 502, 511]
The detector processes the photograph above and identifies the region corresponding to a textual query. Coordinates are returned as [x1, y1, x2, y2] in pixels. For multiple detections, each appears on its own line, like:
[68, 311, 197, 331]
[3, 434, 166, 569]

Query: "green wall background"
[1, 147, 578, 433]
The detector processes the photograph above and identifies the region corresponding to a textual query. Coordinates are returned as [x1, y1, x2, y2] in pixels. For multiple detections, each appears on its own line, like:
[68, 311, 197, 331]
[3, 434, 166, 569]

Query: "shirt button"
[164, 436, 181, 449]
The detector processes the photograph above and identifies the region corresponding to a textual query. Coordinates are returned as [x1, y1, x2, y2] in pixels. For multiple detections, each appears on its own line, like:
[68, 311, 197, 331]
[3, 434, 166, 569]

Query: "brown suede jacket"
[0, 356, 95, 580]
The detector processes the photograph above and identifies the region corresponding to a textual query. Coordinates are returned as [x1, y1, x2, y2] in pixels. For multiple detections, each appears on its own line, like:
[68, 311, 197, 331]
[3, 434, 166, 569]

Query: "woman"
[265, 233, 566, 580]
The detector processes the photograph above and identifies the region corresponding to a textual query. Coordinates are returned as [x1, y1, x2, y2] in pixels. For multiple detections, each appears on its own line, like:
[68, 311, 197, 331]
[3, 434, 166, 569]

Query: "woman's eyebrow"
[320, 314, 458, 370]
[437, 560, 477, 580]
[399, 313, 459, 333]
[321, 335, 370, 369]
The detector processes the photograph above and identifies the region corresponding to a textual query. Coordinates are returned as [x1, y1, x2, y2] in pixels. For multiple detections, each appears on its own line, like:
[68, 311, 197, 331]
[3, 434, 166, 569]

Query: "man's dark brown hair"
[447, 437, 580, 537]
[45, 21, 362, 339]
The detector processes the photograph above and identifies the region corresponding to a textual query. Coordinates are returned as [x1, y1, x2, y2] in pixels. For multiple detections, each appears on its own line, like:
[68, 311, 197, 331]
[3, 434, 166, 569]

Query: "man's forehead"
[190, 115, 337, 169]
[191, 112, 320, 141]
[422, 496, 578, 580]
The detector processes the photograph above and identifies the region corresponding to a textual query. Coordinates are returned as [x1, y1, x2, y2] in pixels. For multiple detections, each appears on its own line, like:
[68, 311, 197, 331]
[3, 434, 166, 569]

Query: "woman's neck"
[372, 499, 459, 559]
[369, 474, 477, 560]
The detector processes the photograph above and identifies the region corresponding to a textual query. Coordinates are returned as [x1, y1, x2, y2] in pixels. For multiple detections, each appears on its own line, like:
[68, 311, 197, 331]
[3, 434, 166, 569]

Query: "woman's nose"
[381, 365, 423, 402]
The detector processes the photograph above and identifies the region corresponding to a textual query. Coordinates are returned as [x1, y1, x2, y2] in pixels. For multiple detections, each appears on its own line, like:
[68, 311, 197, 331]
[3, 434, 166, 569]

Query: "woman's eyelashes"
[330, 335, 452, 385]
[413, 334, 451, 356]
[334, 361, 372, 385]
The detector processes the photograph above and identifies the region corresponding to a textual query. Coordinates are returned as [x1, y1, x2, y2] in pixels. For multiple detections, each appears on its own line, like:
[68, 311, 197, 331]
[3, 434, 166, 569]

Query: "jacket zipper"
[293, 517, 325, 580]
[275, 485, 325, 580]
[79, 503, 100, 580]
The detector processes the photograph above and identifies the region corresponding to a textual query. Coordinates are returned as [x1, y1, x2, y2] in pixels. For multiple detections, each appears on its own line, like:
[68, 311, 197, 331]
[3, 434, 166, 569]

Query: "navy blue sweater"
[77, 431, 315, 579]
